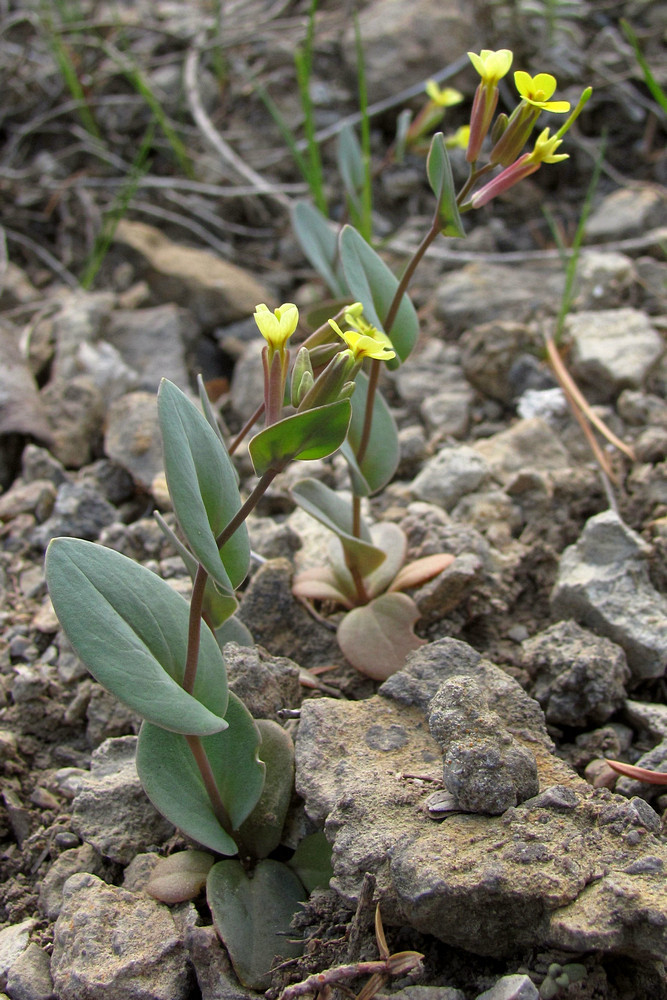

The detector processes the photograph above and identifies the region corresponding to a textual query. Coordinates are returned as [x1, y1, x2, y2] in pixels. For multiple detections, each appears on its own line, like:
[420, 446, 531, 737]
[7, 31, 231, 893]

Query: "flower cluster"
[462, 48, 591, 209]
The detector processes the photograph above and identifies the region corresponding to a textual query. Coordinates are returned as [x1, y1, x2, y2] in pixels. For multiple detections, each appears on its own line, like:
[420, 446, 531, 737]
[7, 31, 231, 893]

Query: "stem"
[185, 734, 235, 837]
[216, 467, 282, 549]
[183, 564, 209, 695]
[228, 402, 265, 455]
[456, 162, 494, 207]
[384, 214, 441, 334]
[346, 550, 370, 605]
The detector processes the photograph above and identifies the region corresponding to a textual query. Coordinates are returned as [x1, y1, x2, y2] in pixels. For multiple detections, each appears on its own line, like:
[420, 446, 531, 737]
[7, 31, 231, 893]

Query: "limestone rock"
[104, 391, 163, 490]
[585, 186, 667, 241]
[113, 219, 270, 328]
[295, 639, 667, 959]
[566, 308, 663, 402]
[223, 642, 301, 720]
[51, 873, 192, 1000]
[411, 445, 490, 511]
[71, 736, 173, 864]
[435, 263, 564, 334]
[551, 510, 667, 680]
[474, 418, 570, 485]
[429, 676, 540, 814]
[523, 620, 630, 726]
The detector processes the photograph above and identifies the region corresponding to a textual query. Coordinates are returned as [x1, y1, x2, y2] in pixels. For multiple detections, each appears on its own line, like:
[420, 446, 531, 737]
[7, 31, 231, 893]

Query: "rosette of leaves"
[45, 378, 340, 989]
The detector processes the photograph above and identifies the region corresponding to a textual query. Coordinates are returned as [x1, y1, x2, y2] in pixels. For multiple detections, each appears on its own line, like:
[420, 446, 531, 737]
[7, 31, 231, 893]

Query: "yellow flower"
[446, 124, 471, 150]
[527, 127, 569, 164]
[468, 49, 513, 87]
[514, 71, 570, 112]
[253, 302, 299, 351]
[424, 81, 464, 108]
[329, 311, 396, 362]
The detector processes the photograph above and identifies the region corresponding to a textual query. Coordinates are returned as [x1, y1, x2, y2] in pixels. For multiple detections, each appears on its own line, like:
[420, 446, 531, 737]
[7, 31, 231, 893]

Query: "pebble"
[410, 445, 490, 511]
[551, 510, 667, 680]
[103, 391, 164, 490]
[0, 921, 36, 992]
[473, 417, 570, 484]
[475, 975, 538, 1000]
[31, 482, 117, 549]
[5, 942, 53, 1000]
[566, 307, 663, 402]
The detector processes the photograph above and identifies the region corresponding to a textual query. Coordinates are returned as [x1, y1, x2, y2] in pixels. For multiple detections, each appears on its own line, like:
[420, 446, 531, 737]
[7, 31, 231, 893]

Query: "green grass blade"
[621, 19, 667, 116]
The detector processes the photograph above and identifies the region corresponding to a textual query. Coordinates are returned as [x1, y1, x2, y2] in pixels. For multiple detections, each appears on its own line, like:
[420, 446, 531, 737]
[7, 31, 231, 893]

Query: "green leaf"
[238, 721, 295, 859]
[337, 592, 426, 680]
[288, 832, 333, 893]
[337, 123, 365, 217]
[45, 538, 228, 735]
[290, 477, 386, 575]
[154, 511, 238, 630]
[158, 379, 249, 594]
[339, 225, 419, 366]
[214, 614, 254, 651]
[426, 132, 465, 238]
[136, 693, 265, 855]
[249, 399, 351, 476]
[343, 370, 399, 496]
[146, 850, 215, 904]
[292, 201, 348, 297]
[207, 859, 304, 989]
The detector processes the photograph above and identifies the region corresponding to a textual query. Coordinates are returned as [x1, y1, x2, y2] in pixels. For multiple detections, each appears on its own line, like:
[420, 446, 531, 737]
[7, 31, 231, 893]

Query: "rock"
[475, 975, 539, 1000]
[460, 322, 540, 405]
[113, 219, 270, 328]
[71, 736, 173, 864]
[5, 942, 53, 1000]
[236, 558, 341, 669]
[21, 445, 67, 488]
[40, 376, 105, 469]
[38, 844, 107, 920]
[223, 642, 301, 719]
[106, 305, 199, 391]
[413, 552, 483, 622]
[399, 502, 495, 572]
[394, 990, 465, 1000]
[184, 925, 255, 1000]
[566, 308, 663, 402]
[624, 700, 667, 742]
[420, 385, 473, 439]
[51, 872, 192, 1000]
[473, 418, 570, 485]
[0, 480, 56, 523]
[435, 263, 564, 334]
[228, 340, 265, 424]
[343, 0, 472, 101]
[393, 341, 465, 410]
[0, 922, 36, 992]
[551, 510, 667, 680]
[614, 740, 667, 802]
[31, 482, 117, 549]
[104, 391, 163, 490]
[572, 250, 635, 309]
[428, 676, 540, 814]
[49, 292, 116, 381]
[585, 186, 667, 241]
[295, 642, 667, 960]
[522, 621, 630, 727]
[410, 445, 490, 510]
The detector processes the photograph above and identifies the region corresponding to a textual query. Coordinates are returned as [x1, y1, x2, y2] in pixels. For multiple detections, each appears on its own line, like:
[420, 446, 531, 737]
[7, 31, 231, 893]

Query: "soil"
[0, 0, 666, 998]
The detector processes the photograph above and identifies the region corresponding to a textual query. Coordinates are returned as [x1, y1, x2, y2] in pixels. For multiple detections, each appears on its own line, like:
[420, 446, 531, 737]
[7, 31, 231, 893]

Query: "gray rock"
[71, 736, 173, 864]
[428, 676, 539, 814]
[229, 340, 265, 424]
[380, 638, 483, 713]
[113, 219, 270, 329]
[411, 446, 490, 511]
[51, 873, 192, 1000]
[104, 391, 163, 490]
[567, 308, 663, 402]
[49, 292, 115, 381]
[38, 844, 107, 920]
[106, 305, 199, 392]
[460, 322, 540, 405]
[31, 482, 116, 549]
[75, 340, 140, 404]
[342, 0, 472, 101]
[393, 341, 465, 411]
[413, 552, 483, 622]
[40, 376, 105, 469]
[237, 558, 341, 669]
[614, 740, 667, 802]
[551, 510, 667, 679]
[420, 385, 473, 439]
[585, 186, 667, 241]
[21, 445, 67, 488]
[5, 943, 53, 1000]
[473, 418, 570, 485]
[396, 425, 428, 477]
[393, 990, 465, 1000]
[86, 684, 141, 748]
[523, 621, 630, 727]
[475, 975, 538, 1000]
[295, 653, 667, 959]
[618, 390, 667, 428]
[223, 642, 301, 719]
[435, 263, 564, 334]
[399, 502, 495, 572]
[572, 250, 636, 310]
[0, 922, 36, 992]
[184, 925, 255, 1000]
[0, 480, 56, 523]
[624, 700, 667, 742]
